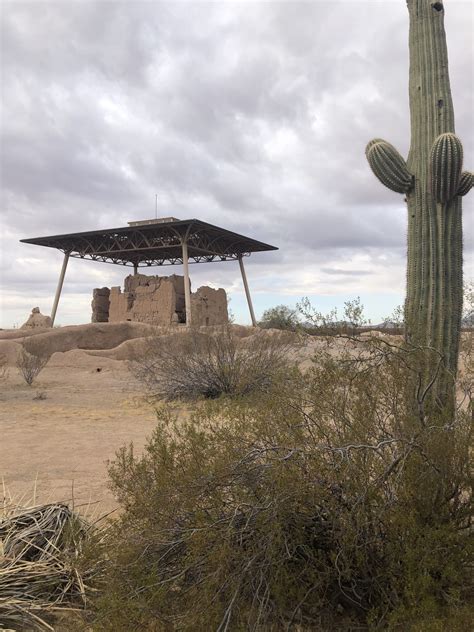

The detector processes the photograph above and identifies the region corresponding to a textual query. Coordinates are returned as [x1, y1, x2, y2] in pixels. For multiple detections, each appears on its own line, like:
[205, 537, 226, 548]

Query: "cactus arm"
[428, 132, 464, 359]
[365, 139, 413, 193]
[430, 133, 463, 202]
[456, 171, 473, 197]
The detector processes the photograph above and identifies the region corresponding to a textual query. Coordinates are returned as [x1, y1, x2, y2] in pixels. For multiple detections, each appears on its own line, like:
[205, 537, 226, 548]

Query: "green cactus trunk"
[406, 0, 461, 388]
[366, 0, 472, 407]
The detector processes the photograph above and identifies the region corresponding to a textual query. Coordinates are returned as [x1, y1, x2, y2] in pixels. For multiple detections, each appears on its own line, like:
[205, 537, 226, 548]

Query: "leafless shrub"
[16, 343, 50, 386]
[297, 296, 370, 337]
[130, 326, 295, 400]
[0, 354, 8, 382]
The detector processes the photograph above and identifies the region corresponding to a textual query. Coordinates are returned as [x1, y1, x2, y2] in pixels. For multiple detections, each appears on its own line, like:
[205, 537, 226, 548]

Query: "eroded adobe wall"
[91, 288, 110, 323]
[20, 307, 53, 329]
[191, 286, 228, 327]
[92, 274, 228, 326]
[108, 274, 185, 325]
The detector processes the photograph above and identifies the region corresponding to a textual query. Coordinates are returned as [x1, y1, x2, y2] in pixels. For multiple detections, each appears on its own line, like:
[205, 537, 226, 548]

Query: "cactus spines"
[457, 171, 473, 197]
[366, 139, 413, 193]
[430, 133, 463, 202]
[366, 0, 472, 406]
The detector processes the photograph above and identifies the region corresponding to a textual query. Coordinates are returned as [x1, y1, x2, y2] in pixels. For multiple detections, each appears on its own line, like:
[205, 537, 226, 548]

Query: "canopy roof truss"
[20, 219, 277, 267]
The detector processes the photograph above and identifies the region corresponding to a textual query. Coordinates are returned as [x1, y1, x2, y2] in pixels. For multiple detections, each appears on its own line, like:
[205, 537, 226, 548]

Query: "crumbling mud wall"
[108, 274, 185, 326]
[20, 307, 52, 330]
[91, 288, 110, 323]
[91, 274, 228, 326]
[191, 287, 228, 327]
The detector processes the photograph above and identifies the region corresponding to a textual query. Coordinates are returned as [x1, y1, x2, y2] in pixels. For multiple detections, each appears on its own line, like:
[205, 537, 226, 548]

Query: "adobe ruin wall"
[91, 273, 228, 327]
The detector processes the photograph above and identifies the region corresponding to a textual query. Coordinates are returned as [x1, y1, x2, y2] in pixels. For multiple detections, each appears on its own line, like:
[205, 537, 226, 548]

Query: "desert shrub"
[259, 304, 300, 331]
[463, 279, 474, 329]
[16, 342, 50, 386]
[129, 326, 294, 400]
[88, 337, 473, 631]
[297, 296, 369, 336]
[0, 353, 9, 398]
[0, 353, 8, 381]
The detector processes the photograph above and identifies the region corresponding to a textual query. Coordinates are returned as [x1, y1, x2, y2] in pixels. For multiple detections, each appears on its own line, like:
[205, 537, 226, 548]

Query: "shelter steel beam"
[181, 240, 192, 326]
[51, 252, 70, 326]
[238, 255, 257, 327]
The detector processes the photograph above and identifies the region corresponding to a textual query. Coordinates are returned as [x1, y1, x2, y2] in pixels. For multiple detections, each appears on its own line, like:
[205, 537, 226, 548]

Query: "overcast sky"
[1, 0, 473, 328]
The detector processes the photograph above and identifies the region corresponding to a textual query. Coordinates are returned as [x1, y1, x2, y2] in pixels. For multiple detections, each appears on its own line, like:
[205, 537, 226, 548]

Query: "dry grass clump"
[0, 502, 102, 631]
[86, 337, 473, 631]
[130, 326, 295, 401]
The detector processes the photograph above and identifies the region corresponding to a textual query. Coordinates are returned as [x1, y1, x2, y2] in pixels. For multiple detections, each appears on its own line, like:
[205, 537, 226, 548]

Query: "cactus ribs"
[365, 0, 472, 404]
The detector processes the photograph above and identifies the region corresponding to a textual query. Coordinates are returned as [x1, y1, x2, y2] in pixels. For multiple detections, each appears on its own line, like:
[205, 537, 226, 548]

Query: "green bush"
[259, 305, 300, 331]
[88, 337, 472, 631]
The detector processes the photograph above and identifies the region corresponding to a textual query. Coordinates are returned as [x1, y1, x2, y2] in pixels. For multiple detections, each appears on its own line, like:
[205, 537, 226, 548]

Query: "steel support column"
[238, 255, 257, 327]
[51, 252, 70, 326]
[181, 240, 192, 326]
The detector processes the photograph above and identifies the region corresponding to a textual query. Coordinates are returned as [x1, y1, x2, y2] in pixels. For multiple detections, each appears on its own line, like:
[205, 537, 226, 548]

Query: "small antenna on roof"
[155, 193, 158, 219]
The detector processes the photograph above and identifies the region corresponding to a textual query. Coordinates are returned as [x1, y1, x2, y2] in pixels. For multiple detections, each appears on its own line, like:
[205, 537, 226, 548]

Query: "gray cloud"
[1, 0, 472, 326]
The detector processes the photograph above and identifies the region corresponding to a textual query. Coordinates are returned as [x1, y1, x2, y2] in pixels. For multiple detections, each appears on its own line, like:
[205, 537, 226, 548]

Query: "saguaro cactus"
[366, 0, 472, 402]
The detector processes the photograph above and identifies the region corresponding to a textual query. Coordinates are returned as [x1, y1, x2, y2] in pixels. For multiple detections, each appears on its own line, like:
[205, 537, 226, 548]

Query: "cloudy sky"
[1, 0, 473, 328]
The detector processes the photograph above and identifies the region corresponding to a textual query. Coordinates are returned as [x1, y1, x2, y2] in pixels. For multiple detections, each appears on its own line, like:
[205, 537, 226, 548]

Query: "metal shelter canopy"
[20, 218, 278, 327]
[20, 218, 278, 268]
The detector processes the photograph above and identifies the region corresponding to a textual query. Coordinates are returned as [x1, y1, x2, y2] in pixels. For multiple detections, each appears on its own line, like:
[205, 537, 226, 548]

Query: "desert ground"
[0, 333, 161, 515]
[1, 323, 470, 518]
[0, 322, 313, 516]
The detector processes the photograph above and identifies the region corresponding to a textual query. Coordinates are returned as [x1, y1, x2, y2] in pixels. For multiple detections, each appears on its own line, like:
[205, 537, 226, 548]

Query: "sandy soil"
[0, 322, 311, 517]
[0, 350, 159, 515]
[1, 324, 469, 519]
[0, 323, 292, 517]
